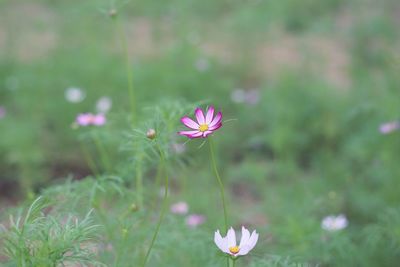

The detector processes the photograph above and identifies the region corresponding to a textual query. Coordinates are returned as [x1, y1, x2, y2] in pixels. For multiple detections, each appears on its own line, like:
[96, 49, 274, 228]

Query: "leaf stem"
[209, 137, 229, 267]
[142, 141, 168, 267]
[209, 137, 228, 232]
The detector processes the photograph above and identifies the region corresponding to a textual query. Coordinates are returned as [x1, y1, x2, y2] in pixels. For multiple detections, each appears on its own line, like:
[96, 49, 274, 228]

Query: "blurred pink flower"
[170, 201, 189, 215]
[0, 106, 6, 119]
[76, 113, 106, 126]
[186, 214, 206, 228]
[178, 106, 222, 138]
[379, 121, 399, 134]
[245, 89, 260, 105]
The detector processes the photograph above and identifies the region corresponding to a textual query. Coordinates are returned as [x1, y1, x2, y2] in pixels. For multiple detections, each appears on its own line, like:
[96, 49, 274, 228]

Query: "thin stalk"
[209, 137, 229, 267]
[142, 142, 168, 267]
[113, 16, 136, 122]
[80, 142, 99, 177]
[232, 259, 236, 267]
[136, 152, 143, 208]
[91, 131, 112, 173]
[208, 138, 228, 232]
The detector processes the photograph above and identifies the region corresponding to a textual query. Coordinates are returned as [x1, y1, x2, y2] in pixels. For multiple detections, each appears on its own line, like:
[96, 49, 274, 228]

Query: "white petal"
[214, 230, 229, 253]
[237, 230, 258, 256]
[239, 226, 251, 248]
[227, 227, 236, 248]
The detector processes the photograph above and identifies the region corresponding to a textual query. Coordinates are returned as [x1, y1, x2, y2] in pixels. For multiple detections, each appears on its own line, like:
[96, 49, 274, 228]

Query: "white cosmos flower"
[96, 96, 112, 113]
[214, 226, 258, 257]
[65, 87, 85, 103]
[321, 214, 348, 231]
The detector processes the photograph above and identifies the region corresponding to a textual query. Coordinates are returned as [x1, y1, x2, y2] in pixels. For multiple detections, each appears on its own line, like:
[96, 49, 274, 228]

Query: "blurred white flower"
[214, 226, 259, 257]
[65, 87, 85, 103]
[321, 214, 348, 231]
[379, 121, 399, 134]
[96, 96, 112, 113]
[231, 89, 246, 103]
[231, 88, 261, 105]
[195, 58, 210, 72]
[170, 201, 189, 215]
[171, 143, 186, 154]
[186, 214, 206, 228]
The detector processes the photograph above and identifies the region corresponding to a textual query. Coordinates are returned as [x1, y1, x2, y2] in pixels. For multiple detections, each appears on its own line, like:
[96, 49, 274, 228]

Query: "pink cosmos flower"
[186, 214, 206, 228]
[76, 113, 106, 126]
[178, 106, 222, 138]
[170, 201, 189, 215]
[379, 121, 400, 134]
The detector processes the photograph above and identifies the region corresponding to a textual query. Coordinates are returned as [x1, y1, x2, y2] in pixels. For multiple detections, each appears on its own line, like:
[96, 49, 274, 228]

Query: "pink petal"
[208, 122, 222, 131]
[209, 112, 222, 128]
[203, 130, 214, 137]
[76, 113, 92, 126]
[195, 108, 205, 124]
[178, 130, 203, 139]
[205, 106, 215, 124]
[189, 132, 203, 138]
[178, 130, 200, 137]
[181, 116, 200, 130]
[92, 114, 106, 126]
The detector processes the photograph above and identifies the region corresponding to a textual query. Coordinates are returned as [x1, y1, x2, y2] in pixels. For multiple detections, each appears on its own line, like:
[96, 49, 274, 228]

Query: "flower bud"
[109, 9, 117, 18]
[130, 203, 139, 212]
[146, 128, 156, 140]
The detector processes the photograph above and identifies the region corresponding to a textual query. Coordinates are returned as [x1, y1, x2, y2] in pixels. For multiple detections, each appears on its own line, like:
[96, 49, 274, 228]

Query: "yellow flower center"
[229, 246, 240, 254]
[198, 124, 209, 132]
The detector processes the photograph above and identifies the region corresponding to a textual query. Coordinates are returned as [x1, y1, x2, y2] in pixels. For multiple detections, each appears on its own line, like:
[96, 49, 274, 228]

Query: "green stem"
[136, 153, 143, 208]
[142, 142, 169, 267]
[91, 131, 112, 173]
[113, 16, 136, 122]
[232, 258, 236, 267]
[209, 138, 229, 267]
[208, 138, 228, 232]
[80, 141, 99, 177]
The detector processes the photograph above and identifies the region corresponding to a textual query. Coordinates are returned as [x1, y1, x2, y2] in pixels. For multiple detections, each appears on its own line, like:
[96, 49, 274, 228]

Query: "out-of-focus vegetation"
[1, 0, 400, 266]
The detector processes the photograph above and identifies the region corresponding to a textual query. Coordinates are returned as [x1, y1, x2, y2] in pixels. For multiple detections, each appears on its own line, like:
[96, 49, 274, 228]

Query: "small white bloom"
[195, 58, 210, 72]
[321, 214, 348, 231]
[171, 143, 186, 154]
[231, 89, 246, 103]
[214, 226, 259, 257]
[96, 96, 112, 113]
[65, 87, 85, 103]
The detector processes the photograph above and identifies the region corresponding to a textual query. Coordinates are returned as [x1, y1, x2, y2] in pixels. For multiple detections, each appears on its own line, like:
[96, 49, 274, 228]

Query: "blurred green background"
[1, 0, 400, 266]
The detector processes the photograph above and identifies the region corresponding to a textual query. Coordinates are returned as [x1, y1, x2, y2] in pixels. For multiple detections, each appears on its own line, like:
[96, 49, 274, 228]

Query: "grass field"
[1, 0, 400, 266]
